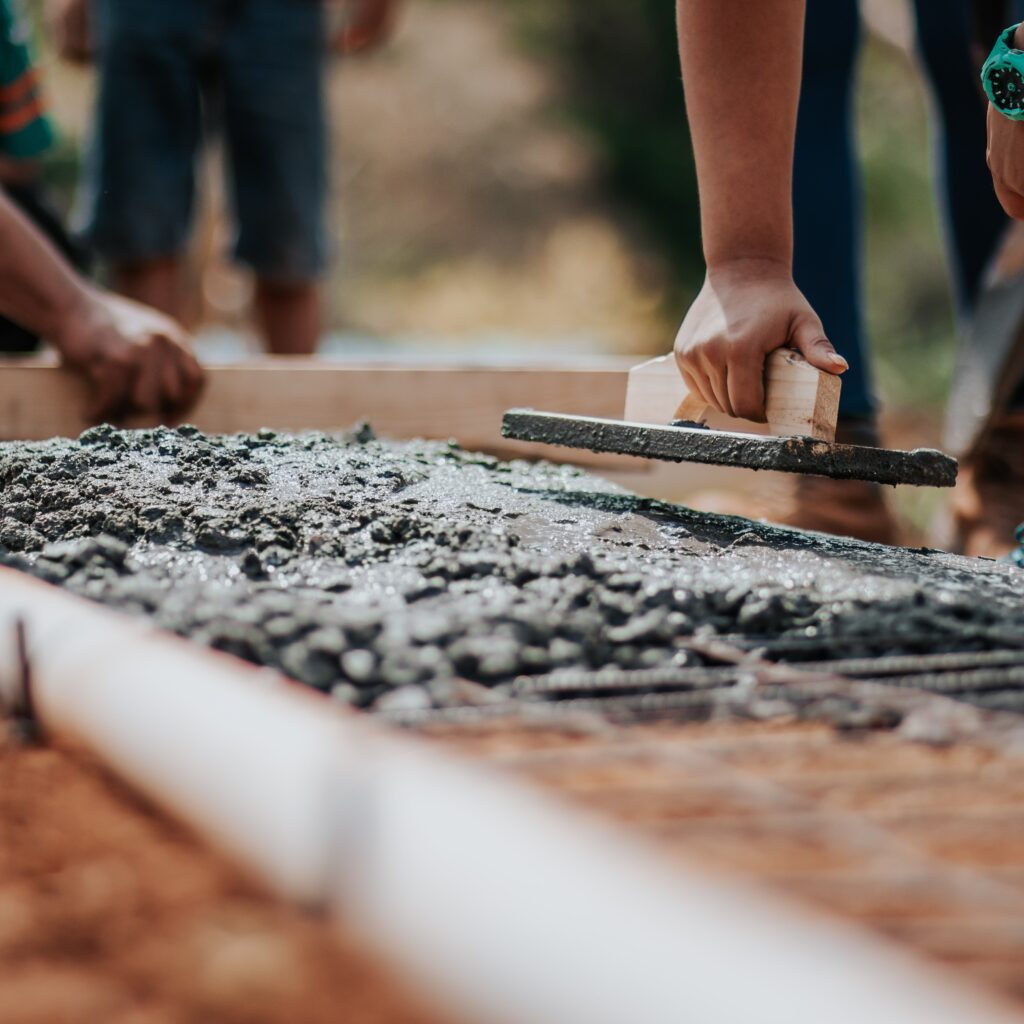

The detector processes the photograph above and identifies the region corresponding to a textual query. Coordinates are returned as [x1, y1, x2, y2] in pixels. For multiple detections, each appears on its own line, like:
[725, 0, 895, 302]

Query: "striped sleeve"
[0, 0, 54, 158]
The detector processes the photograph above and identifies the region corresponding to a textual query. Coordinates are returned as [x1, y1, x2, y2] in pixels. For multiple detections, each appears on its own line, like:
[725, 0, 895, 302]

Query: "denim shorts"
[79, 0, 328, 280]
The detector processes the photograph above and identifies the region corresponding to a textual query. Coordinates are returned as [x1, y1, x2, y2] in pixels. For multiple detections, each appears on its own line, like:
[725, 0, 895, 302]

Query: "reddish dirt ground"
[0, 731, 448, 1024]
[422, 716, 1024, 1008]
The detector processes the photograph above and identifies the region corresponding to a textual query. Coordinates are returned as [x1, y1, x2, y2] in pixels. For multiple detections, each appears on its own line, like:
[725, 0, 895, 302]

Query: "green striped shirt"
[0, 0, 54, 159]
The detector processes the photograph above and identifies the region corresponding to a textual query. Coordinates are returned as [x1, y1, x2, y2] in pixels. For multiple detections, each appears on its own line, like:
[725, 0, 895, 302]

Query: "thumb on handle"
[790, 314, 848, 375]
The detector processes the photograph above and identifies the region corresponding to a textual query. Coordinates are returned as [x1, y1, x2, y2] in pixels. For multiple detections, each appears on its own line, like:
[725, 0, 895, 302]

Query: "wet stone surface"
[0, 425, 1021, 712]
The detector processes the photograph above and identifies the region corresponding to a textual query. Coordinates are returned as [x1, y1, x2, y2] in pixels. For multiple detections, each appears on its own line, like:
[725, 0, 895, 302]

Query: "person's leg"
[747, 0, 900, 544]
[253, 279, 322, 355]
[915, 1, 1024, 556]
[78, 0, 202, 322]
[220, 0, 328, 354]
[114, 258, 184, 319]
[913, 0, 1007, 315]
[702, 0, 895, 544]
[793, 0, 872, 418]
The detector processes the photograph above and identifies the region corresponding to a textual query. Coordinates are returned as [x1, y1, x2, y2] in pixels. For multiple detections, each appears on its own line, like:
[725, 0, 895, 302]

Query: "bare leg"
[114, 258, 185, 321]
[254, 278, 321, 355]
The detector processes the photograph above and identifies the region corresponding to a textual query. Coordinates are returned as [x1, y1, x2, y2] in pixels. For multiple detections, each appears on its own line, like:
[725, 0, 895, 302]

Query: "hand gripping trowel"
[501, 349, 957, 488]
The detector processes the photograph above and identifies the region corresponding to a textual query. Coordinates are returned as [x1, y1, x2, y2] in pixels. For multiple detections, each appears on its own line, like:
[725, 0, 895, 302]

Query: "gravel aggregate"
[1, 425, 1021, 712]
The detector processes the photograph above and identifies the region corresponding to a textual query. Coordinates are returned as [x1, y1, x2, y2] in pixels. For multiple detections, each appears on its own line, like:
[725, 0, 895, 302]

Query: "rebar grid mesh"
[422, 718, 1024, 1005]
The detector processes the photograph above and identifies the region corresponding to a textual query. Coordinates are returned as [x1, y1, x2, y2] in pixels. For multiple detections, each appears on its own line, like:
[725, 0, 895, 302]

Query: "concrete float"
[0, 566, 1018, 1024]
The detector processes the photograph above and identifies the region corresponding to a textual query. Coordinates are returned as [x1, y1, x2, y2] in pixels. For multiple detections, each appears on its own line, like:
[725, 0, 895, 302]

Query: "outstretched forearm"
[677, 0, 806, 270]
[0, 189, 93, 348]
[0, 188, 203, 420]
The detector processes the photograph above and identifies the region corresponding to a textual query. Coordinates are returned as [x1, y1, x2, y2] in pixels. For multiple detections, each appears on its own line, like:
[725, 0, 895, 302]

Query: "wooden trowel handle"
[673, 393, 708, 424]
[625, 348, 841, 442]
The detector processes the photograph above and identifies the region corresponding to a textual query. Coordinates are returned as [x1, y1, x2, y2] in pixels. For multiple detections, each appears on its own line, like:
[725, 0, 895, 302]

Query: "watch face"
[989, 62, 1024, 112]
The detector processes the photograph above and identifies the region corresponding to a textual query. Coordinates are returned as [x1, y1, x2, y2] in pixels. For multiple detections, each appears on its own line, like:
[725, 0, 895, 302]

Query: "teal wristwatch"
[983, 24, 1024, 120]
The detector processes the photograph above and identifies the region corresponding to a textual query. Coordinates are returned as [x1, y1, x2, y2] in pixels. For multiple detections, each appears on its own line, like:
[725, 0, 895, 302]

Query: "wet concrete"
[0, 425, 1019, 712]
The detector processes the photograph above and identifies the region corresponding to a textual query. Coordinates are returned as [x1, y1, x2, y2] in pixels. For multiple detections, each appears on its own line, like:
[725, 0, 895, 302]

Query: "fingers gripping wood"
[625, 349, 840, 441]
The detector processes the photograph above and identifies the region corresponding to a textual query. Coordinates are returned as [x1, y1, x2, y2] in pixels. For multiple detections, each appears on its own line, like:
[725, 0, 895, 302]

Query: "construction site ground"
[0, 731, 450, 1024]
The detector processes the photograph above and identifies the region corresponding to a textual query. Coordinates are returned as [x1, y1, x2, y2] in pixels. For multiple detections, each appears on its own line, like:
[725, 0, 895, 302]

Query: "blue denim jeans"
[80, 0, 328, 281]
[794, 0, 1010, 417]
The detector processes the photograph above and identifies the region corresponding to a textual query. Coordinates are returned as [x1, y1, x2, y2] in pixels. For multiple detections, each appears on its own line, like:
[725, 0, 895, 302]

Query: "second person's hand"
[54, 289, 205, 423]
[674, 258, 847, 423]
[986, 22, 1024, 220]
[987, 101, 1024, 220]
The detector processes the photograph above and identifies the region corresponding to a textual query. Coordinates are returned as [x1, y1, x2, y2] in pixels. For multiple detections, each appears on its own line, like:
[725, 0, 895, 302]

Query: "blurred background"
[29, 0, 956, 393]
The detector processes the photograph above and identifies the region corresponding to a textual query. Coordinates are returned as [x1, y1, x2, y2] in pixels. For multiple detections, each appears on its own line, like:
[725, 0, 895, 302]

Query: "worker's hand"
[674, 259, 846, 422]
[54, 290, 204, 422]
[47, 0, 93, 65]
[986, 23, 1024, 220]
[987, 103, 1024, 220]
[332, 0, 400, 56]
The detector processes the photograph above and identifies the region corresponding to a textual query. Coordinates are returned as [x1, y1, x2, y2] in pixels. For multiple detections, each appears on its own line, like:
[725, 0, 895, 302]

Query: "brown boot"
[944, 411, 1024, 559]
[689, 417, 899, 546]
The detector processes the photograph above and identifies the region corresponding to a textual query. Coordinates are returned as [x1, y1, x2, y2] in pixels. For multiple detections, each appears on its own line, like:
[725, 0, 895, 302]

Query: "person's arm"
[674, 0, 846, 422]
[987, 24, 1024, 219]
[0, 190, 203, 420]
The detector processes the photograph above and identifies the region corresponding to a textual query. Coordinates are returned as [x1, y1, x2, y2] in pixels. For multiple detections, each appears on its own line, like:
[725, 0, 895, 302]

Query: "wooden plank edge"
[0, 361, 652, 475]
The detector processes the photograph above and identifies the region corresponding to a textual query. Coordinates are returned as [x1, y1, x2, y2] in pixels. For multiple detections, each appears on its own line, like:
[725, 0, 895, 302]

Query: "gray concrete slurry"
[0, 426, 1018, 712]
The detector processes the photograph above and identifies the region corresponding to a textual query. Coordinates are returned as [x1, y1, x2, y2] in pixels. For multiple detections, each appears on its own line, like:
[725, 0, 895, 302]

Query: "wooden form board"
[0, 358, 645, 470]
[624, 349, 840, 441]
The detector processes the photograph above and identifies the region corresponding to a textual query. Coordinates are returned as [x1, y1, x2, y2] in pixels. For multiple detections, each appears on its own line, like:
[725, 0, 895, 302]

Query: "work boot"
[689, 417, 899, 546]
[942, 411, 1024, 559]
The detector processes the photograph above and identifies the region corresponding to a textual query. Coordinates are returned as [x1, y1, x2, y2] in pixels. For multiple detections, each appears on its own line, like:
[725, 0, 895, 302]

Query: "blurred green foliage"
[514, 0, 703, 296]
[856, 38, 957, 411]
